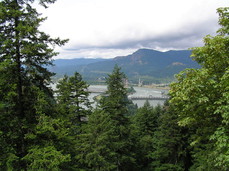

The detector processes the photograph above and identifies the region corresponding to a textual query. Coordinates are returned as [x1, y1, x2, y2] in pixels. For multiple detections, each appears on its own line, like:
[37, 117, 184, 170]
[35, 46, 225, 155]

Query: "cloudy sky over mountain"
[37, 0, 228, 59]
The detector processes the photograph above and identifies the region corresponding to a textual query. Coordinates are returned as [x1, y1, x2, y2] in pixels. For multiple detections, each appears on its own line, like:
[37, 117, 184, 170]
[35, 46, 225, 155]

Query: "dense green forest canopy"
[0, 0, 228, 170]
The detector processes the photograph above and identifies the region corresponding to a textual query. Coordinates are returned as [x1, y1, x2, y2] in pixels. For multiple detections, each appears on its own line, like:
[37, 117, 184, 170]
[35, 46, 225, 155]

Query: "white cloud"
[37, 0, 228, 59]
[54, 48, 137, 59]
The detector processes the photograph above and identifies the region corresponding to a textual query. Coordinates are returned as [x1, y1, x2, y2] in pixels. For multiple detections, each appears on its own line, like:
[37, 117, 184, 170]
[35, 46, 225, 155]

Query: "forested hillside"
[52, 49, 199, 84]
[0, 0, 228, 170]
[50, 58, 108, 78]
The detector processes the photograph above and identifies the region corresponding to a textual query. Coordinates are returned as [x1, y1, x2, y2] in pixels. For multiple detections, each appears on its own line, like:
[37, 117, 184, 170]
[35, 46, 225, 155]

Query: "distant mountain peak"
[134, 48, 161, 53]
[52, 48, 198, 84]
[132, 49, 162, 56]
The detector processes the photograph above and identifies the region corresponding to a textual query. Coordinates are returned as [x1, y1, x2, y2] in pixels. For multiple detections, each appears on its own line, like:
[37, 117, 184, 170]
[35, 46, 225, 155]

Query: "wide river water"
[51, 84, 168, 108]
[88, 85, 168, 108]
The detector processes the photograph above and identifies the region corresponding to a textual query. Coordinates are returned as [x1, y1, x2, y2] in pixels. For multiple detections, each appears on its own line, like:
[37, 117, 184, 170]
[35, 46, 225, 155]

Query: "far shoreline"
[142, 84, 170, 90]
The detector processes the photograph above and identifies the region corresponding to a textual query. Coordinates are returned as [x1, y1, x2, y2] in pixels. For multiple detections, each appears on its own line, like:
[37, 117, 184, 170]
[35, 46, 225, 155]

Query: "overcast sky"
[37, 0, 228, 59]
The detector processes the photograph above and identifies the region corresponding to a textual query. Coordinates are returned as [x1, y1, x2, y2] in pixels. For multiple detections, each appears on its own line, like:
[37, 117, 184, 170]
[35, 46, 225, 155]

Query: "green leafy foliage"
[170, 7, 229, 170]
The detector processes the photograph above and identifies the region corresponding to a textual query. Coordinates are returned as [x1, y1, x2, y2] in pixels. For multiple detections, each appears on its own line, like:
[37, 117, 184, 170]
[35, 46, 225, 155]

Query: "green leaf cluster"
[170, 7, 229, 170]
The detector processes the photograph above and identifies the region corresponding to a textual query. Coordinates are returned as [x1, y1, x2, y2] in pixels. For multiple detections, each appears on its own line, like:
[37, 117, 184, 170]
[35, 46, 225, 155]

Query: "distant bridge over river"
[88, 90, 105, 93]
[128, 96, 169, 100]
[88, 88, 106, 93]
[88, 87, 169, 101]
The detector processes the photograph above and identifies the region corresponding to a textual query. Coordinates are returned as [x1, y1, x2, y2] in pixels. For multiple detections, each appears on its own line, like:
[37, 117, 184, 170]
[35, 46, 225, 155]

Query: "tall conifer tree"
[77, 66, 136, 170]
[0, 0, 68, 169]
[151, 102, 192, 171]
[131, 101, 162, 170]
[56, 72, 91, 130]
[100, 65, 135, 170]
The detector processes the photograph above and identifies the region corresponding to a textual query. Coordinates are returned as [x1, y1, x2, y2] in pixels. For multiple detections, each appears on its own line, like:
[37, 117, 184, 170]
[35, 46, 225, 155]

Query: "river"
[51, 84, 168, 108]
[88, 85, 168, 108]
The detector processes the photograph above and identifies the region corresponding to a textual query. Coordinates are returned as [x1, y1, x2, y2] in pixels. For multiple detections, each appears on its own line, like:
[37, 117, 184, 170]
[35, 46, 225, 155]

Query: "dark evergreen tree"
[0, 0, 69, 169]
[100, 65, 136, 170]
[77, 66, 136, 170]
[22, 89, 72, 170]
[56, 72, 91, 128]
[151, 101, 192, 171]
[131, 101, 162, 170]
[76, 109, 118, 171]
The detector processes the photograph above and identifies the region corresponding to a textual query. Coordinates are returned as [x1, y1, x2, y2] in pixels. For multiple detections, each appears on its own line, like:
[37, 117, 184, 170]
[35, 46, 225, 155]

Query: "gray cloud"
[63, 17, 219, 54]
[41, 0, 227, 59]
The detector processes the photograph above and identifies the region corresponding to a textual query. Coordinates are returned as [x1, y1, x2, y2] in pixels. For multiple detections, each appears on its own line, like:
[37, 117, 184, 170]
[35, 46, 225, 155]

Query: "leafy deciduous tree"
[170, 7, 229, 170]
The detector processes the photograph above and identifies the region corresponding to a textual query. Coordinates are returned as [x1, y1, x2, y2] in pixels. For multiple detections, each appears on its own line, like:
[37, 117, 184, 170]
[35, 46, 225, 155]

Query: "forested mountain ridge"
[49, 58, 108, 77]
[53, 49, 199, 84]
